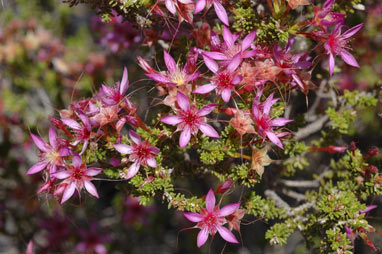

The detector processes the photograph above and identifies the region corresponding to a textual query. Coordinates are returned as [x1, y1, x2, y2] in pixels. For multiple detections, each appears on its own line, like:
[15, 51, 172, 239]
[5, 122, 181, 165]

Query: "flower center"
[170, 69, 186, 86]
[46, 150, 59, 163]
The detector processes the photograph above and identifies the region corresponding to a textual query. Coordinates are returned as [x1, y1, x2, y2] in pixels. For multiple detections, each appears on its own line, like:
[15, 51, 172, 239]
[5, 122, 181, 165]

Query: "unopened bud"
[350, 142, 357, 152]
[327, 145, 347, 153]
[367, 147, 379, 157]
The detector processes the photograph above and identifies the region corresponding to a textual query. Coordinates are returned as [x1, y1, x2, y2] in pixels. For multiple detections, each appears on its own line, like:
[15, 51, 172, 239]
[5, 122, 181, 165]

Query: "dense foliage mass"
[1, 0, 382, 253]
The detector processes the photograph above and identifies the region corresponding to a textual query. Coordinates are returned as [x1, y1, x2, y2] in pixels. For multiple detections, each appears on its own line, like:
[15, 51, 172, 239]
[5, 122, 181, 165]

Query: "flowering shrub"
[1, 0, 382, 253]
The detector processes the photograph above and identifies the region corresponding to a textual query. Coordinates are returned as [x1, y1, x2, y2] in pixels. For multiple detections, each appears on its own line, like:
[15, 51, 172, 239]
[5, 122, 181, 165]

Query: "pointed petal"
[342, 23, 364, 39]
[79, 140, 89, 156]
[232, 74, 242, 85]
[164, 51, 177, 72]
[145, 73, 171, 83]
[340, 50, 359, 68]
[126, 161, 140, 179]
[179, 127, 191, 148]
[30, 133, 49, 152]
[61, 182, 76, 204]
[222, 26, 234, 46]
[120, 67, 129, 95]
[270, 118, 292, 127]
[242, 49, 257, 58]
[165, 0, 176, 14]
[214, 2, 229, 26]
[265, 131, 283, 149]
[184, 212, 203, 222]
[48, 126, 58, 149]
[203, 51, 228, 60]
[198, 104, 217, 116]
[205, 189, 216, 212]
[199, 123, 220, 138]
[161, 115, 183, 125]
[84, 180, 99, 198]
[27, 161, 48, 175]
[129, 130, 142, 145]
[242, 30, 256, 51]
[195, 0, 206, 14]
[177, 92, 190, 111]
[221, 89, 232, 102]
[203, 55, 219, 73]
[61, 118, 82, 130]
[150, 146, 160, 154]
[86, 168, 102, 176]
[53, 170, 71, 179]
[329, 53, 335, 76]
[78, 114, 92, 131]
[217, 226, 239, 243]
[185, 72, 200, 82]
[227, 54, 241, 73]
[193, 83, 217, 94]
[147, 157, 157, 168]
[114, 144, 134, 154]
[197, 227, 209, 248]
[218, 202, 240, 217]
[263, 93, 276, 115]
[58, 147, 71, 156]
[292, 74, 304, 89]
[72, 154, 82, 168]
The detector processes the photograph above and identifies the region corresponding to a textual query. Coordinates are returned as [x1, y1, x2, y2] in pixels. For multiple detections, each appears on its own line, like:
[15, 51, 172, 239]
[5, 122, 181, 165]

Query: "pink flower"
[193, 54, 242, 103]
[161, 92, 219, 148]
[183, 189, 240, 247]
[252, 90, 292, 149]
[61, 114, 92, 155]
[195, 0, 229, 26]
[27, 126, 71, 175]
[53, 154, 102, 203]
[142, 50, 200, 87]
[324, 23, 363, 76]
[76, 223, 111, 254]
[99, 67, 129, 106]
[202, 26, 256, 66]
[359, 205, 377, 214]
[164, 0, 195, 23]
[312, 0, 345, 29]
[114, 130, 160, 179]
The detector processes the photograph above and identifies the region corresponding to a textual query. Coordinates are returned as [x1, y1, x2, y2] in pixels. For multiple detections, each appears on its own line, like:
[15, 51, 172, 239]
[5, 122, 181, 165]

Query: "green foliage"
[266, 219, 297, 245]
[282, 141, 309, 176]
[246, 192, 286, 221]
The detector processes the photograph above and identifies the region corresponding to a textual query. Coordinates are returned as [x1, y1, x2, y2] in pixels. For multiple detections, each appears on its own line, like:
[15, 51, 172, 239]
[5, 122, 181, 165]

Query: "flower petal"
[27, 161, 48, 175]
[193, 83, 217, 94]
[205, 189, 216, 212]
[145, 73, 171, 83]
[177, 92, 190, 112]
[203, 55, 219, 73]
[265, 131, 283, 149]
[222, 26, 233, 46]
[197, 104, 216, 116]
[114, 144, 134, 154]
[72, 154, 82, 168]
[340, 50, 359, 68]
[84, 180, 99, 198]
[53, 170, 71, 179]
[61, 182, 76, 204]
[218, 202, 240, 217]
[129, 130, 142, 145]
[165, 0, 176, 14]
[329, 53, 335, 76]
[216, 225, 239, 244]
[126, 161, 140, 180]
[58, 147, 71, 156]
[120, 66, 129, 95]
[195, 0, 206, 14]
[197, 227, 209, 248]
[270, 118, 292, 127]
[49, 126, 58, 149]
[184, 212, 203, 222]
[179, 127, 191, 148]
[263, 93, 276, 115]
[242, 30, 256, 51]
[214, 2, 229, 26]
[86, 168, 102, 176]
[221, 88, 232, 102]
[164, 50, 177, 72]
[203, 51, 227, 60]
[199, 123, 220, 138]
[61, 118, 82, 130]
[30, 133, 49, 152]
[227, 54, 241, 73]
[160, 115, 183, 125]
[342, 23, 363, 39]
[147, 157, 157, 168]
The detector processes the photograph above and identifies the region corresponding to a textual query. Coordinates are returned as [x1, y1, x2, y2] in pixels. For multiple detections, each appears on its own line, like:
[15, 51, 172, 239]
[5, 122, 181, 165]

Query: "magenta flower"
[359, 205, 377, 214]
[147, 51, 200, 87]
[27, 126, 71, 175]
[324, 23, 363, 76]
[53, 154, 102, 203]
[76, 223, 111, 254]
[99, 67, 129, 106]
[183, 189, 240, 247]
[161, 92, 219, 148]
[252, 90, 292, 149]
[193, 54, 242, 102]
[164, 0, 195, 23]
[202, 26, 256, 65]
[114, 130, 160, 179]
[195, 0, 229, 26]
[312, 0, 345, 29]
[61, 114, 92, 155]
